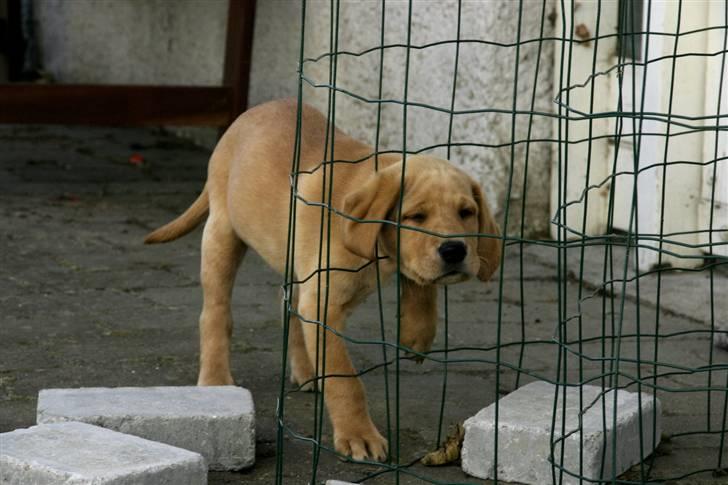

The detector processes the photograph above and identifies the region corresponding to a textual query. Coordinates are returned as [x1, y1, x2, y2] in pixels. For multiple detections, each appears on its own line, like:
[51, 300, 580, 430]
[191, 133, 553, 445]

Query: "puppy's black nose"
[438, 241, 467, 264]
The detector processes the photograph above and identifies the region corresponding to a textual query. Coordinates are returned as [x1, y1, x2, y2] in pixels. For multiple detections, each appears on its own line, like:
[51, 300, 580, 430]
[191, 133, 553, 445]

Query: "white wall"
[35, 0, 227, 86]
[33, 0, 228, 147]
[33, 0, 555, 236]
[250, 0, 555, 235]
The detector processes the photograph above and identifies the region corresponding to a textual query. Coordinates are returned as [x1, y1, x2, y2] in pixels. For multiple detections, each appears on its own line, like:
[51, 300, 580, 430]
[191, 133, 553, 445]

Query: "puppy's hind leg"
[197, 215, 246, 386]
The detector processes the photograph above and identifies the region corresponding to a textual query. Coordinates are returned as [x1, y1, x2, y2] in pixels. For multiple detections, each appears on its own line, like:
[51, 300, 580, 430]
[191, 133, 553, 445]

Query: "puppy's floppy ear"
[343, 165, 402, 260]
[471, 182, 502, 281]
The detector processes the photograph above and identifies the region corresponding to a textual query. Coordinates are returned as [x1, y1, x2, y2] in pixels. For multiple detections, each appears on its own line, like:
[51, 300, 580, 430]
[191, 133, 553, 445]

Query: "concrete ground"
[1, 124, 726, 484]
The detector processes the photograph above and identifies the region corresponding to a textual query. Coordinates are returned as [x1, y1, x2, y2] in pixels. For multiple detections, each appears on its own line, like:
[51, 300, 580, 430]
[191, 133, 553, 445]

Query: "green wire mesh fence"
[275, 0, 727, 483]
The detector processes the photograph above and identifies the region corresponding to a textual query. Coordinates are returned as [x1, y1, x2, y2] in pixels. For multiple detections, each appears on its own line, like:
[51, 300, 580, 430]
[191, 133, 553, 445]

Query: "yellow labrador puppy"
[145, 99, 501, 462]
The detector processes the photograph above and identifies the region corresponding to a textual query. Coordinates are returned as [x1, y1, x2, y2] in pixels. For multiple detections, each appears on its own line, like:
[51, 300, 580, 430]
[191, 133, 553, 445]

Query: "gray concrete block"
[37, 386, 255, 471]
[461, 381, 661, 484]
[0, 421, 206, 484]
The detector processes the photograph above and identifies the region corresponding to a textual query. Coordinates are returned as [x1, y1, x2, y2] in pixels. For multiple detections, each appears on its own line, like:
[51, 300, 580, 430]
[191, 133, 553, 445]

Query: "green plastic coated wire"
[274, 1, 728, 484]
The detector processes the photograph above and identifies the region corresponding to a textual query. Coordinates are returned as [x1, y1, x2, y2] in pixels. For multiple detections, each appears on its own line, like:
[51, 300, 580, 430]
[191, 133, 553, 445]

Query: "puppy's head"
[343, 156, 501, 285]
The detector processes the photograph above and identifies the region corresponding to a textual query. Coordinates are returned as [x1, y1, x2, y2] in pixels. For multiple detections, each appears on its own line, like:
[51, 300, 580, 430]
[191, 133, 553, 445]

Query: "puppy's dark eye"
[459, 208, 475, 219]
[405, 213, 426, 223]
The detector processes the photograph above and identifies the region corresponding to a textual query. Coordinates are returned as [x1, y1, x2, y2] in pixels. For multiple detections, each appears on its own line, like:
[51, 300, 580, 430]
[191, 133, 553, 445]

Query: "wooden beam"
[223, 0, 257, 127]
[0, 85, 233, 126]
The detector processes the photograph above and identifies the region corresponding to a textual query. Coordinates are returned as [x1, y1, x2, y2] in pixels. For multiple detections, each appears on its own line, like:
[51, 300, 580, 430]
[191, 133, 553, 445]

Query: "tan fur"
[144, 187, 209, 244]
[145, 99, 501, 462]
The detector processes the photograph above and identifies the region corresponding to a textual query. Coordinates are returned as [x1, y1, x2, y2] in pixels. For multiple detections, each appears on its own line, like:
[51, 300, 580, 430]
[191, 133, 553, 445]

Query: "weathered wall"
[35, 0, 226, 85]
[33, 0, 554, 235]
[250, 0, 555, 235]
[33, 0, 227, 147]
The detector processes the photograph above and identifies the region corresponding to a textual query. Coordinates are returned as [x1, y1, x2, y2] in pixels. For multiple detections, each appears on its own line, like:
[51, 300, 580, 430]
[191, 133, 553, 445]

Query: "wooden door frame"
[0, 0, 256, 128]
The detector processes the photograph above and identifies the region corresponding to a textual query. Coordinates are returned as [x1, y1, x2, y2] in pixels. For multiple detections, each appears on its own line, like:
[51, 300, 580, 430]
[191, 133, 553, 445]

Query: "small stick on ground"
[421, 423, 465, 466]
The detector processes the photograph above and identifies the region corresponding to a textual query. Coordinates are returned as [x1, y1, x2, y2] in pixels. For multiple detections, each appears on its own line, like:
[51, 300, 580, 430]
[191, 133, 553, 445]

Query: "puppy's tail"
[144, 186, 209, 244]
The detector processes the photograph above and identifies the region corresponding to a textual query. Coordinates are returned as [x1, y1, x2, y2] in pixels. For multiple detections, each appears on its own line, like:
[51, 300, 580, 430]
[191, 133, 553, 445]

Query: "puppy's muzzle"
[438, 241, 467, 264]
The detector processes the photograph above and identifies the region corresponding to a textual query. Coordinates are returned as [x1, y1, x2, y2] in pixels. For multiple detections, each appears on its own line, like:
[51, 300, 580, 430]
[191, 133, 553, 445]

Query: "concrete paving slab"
[462, 381, 661, 484]
[37, 386, 254, 471]
[0, 421, 206, 484]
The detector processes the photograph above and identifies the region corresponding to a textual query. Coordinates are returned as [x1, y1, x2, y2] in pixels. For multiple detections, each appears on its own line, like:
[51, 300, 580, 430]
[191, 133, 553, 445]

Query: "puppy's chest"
[336, 261, 394, 308]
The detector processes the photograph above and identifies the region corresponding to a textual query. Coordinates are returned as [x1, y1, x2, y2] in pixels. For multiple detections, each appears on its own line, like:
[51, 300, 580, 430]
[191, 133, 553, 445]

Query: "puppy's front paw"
[334, 421, 388, 462]
[399, 329, 436, 363]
